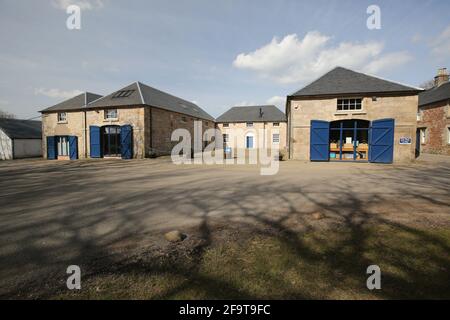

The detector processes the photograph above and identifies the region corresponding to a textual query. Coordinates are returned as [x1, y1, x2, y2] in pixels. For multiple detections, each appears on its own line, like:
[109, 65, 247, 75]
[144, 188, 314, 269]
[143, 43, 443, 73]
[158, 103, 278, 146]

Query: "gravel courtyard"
[0, 157, 449, 299]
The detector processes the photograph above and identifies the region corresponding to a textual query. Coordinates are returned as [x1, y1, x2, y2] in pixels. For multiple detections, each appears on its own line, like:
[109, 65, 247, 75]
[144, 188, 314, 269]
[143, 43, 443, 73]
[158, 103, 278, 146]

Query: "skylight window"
[112, 90, 135, 98]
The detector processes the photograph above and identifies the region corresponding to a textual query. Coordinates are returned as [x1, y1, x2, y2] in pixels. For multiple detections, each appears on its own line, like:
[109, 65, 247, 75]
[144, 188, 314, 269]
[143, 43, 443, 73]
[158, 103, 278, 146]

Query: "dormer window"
[337, 98, 362, 111]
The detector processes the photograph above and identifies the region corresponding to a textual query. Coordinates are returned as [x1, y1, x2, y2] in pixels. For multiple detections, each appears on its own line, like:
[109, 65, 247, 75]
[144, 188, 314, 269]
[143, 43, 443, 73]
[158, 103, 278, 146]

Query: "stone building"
[286, 67, 422, 163]
[40, 82, 214, 160]
[417, 68, 450, 155]
[216, 105, 287, 157]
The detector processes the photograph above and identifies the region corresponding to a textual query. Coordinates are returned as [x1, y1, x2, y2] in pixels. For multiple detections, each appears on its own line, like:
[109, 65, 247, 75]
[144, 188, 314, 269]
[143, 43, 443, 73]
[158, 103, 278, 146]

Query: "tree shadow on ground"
[0, 160, 449, 299]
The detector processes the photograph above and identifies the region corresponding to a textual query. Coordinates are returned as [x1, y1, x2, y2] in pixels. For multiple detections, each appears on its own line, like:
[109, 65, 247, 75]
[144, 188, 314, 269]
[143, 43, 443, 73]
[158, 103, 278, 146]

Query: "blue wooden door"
[69, 136, 78, 160]
[310, 120, 330, 161]
[121, 125, 133, 159]
[369, 118, 395, 163]
[47, 136, 57, 160]
[90, 126, 101, 158]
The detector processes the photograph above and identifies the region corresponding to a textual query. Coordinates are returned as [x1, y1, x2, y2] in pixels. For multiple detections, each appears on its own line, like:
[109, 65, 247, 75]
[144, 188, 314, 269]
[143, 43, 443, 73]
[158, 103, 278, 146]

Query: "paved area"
[0, 157, 449, 297]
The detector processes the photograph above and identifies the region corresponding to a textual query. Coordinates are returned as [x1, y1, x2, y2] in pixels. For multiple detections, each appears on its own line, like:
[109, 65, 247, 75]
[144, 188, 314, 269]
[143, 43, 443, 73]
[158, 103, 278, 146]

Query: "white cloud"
[34, 88, 83, 99]
[430, 24, 450, 60]
[52, 0, 105, 11]
[235, 101, 256, 107]
[364, 52, 413, 74]
[266, 96, 286, 109]
[233, 32, 413, 84]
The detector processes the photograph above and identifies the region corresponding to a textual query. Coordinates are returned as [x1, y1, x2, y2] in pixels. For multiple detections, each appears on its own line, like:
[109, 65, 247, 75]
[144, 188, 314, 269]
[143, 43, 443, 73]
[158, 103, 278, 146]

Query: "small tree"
[419, 79, 435, 90]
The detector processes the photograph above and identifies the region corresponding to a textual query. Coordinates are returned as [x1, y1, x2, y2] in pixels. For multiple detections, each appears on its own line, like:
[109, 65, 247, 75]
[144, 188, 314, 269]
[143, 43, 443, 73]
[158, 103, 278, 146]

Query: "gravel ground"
[0, 157, 449, 298]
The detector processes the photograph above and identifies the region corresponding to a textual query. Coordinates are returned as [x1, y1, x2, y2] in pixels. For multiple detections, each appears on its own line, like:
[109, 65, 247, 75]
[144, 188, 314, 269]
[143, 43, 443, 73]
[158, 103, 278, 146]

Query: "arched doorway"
[102, 125, 121, 157]
[329, 119, 370, 161]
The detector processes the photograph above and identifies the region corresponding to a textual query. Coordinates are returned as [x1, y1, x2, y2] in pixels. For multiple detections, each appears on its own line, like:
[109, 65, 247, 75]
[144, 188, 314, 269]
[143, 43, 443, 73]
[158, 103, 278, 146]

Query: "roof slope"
[419, 82, 450, 106]
[291, 67, 421, 97]
[216, 105, 286, 122]
[139, 82, 214, 121]
[0, 118, 42, 139]
[87, 82, 214, 121]
[41, 92, 102, 112]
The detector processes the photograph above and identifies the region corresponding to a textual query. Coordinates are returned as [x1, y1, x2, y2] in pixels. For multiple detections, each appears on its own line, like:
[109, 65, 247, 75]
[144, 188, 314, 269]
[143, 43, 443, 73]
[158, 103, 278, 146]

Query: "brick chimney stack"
[434, 68, 449, 87]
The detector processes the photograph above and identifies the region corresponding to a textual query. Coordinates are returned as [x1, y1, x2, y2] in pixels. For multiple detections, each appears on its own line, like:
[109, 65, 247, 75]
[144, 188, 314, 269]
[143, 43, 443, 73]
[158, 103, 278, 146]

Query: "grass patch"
[55, 225, 450, 299]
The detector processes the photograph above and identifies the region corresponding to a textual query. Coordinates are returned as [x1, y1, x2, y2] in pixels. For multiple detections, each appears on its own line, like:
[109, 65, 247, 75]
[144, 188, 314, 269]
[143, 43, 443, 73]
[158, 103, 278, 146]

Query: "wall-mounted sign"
[399, 137, 412, 145]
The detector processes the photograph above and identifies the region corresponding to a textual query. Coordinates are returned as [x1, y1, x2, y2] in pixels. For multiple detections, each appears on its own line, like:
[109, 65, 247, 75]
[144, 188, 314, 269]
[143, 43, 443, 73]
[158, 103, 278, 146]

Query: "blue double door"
[310, 119, 395, 163]
[90, 125, 133, 159]
[47, 136, 78, 160]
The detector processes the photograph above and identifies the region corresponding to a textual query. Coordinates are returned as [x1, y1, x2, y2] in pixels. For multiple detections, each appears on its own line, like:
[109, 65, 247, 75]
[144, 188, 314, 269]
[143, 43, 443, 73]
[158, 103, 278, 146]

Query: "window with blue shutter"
[310, 120, 330, 161]
[47, 136, 57, 160]
[90, 126, 102, 158]
[369, 118, 395, 163]
[120, 125, 133, 159]
[69, 136, 78, 160]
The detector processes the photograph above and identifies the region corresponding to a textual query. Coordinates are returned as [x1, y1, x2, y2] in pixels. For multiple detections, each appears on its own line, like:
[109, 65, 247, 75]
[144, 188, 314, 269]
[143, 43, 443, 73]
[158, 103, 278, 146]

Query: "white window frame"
[273, 122, 280, 127]
[272, 133, 280, 144]
[104, 109, 118, 120]
[417, 109, 423, 121]
[420, 128, 427, 144]
[223, 134, 229, 147]
[58, 112, 67, 123]
[337, 98, 363, 112]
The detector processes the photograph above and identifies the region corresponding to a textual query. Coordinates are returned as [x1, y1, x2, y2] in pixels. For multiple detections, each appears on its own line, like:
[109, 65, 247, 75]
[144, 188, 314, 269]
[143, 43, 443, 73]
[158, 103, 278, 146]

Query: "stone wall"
[417, 100, 450, 155]
[146, 107, 212, 157]
[288, 94, 418, 162]
[216, 121, 287, 157]
[42, 106, 212, 159]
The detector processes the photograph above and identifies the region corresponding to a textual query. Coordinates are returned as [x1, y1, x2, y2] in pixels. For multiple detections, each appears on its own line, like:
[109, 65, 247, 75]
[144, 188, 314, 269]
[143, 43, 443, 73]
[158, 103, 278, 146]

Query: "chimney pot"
[435, 68, 449, 87]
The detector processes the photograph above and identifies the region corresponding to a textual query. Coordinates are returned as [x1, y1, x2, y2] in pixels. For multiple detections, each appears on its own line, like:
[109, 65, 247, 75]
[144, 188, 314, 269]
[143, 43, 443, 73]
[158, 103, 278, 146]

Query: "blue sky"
[0, 0, 449, 119]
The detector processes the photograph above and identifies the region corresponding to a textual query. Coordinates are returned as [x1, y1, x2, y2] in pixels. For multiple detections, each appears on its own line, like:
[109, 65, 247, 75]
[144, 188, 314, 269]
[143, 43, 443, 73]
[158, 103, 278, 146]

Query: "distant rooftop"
[0, 118, 42, 139]
[419, 81, 450, 106]
[216, 105, 286, 122]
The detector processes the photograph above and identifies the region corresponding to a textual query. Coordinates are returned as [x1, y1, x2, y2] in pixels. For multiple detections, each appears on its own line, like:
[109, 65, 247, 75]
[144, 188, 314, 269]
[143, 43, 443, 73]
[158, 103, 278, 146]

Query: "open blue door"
[369, 118, 395, 163]
[121, 125, 133, 159]
[310, 120, 330, 161]
[47, 136, 57, 160]
[69, 136, 78, 160]
[90, 126, 101, 158]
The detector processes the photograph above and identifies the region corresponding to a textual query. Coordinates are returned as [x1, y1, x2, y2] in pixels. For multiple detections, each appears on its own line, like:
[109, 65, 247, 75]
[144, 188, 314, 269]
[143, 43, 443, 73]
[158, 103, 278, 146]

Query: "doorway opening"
[102, 126, 121, 157]
[329, 120, 370, 161]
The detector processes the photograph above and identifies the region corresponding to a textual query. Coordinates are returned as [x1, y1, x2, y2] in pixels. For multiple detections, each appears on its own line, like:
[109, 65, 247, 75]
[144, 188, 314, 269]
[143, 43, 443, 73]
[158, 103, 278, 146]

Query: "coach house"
[286, 67, 422, 163]
[41, 82, 214, 160]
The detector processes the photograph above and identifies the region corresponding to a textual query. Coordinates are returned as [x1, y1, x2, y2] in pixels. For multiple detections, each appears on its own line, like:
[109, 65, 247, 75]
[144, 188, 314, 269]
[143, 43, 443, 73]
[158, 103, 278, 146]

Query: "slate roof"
[216, 105, 286, 123]
[419, 81, 450, 106]
[0, 118, 42, 139]
[290, 67, 422, 97]
[43, 82, 214, 121]
[41, 92, 103, 112]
